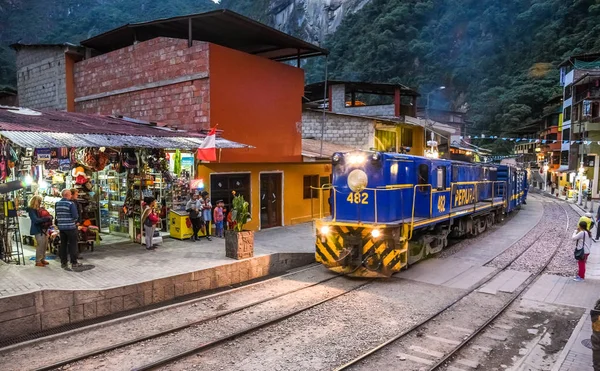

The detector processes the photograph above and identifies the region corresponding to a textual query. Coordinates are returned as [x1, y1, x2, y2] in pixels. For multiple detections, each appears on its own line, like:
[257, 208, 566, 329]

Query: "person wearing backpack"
[27, 195, 53, 267]
[573, 220, 592, 282]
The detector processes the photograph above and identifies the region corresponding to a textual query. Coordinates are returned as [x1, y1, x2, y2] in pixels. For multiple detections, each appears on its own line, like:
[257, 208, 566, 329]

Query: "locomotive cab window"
[418, 164, 429, 191]
[436, 167, 446, 190]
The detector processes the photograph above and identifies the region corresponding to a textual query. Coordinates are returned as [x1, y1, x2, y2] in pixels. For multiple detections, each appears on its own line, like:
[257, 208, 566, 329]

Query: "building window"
[564, 106, 571, 121]
[560, 151, 569, 165]
[303, 175, 319, 199]
[210, 173, 251, 215]
[562, 128, 570, 141]
[418, 164, 429, 185]
[546, 133, 557, 142]
[401, 127, 413, 147]
[565, 85, 573, 100]
[375, 130, 396, 151]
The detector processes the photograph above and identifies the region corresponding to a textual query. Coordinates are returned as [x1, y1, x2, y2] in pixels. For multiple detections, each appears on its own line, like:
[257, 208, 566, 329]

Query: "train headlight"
[332, 153, 342, 164]
[347, 169, 368, 192]
[371, 229, 381, 238]
[347, 153, 367, 165]
[320, 226, 330, 235]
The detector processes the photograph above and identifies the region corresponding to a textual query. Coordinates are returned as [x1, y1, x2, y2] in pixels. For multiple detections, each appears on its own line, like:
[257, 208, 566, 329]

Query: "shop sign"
[22, 158, 32, 166]
[36, 149, 51, 161]
[190, 179, 205, 190]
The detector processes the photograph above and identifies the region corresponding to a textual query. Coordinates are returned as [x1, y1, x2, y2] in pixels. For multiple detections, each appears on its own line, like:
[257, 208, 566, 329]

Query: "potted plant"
[225, 191, 254, 259]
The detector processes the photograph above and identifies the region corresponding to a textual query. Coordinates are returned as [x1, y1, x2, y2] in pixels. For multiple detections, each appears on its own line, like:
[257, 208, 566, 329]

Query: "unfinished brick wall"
[74, 37, 210, 131]
[15, 47, 67, 110]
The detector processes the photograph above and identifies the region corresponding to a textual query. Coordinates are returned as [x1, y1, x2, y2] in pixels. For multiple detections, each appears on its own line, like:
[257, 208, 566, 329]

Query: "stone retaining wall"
[0, 253, 314, 341]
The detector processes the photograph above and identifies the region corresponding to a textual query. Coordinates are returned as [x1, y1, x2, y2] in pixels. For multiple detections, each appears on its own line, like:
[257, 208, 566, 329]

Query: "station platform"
[0, 224, 316, 341]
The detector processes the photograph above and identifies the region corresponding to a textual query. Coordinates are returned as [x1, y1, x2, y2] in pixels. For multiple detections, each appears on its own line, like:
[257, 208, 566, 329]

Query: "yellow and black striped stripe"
[315, 222, 408, 277]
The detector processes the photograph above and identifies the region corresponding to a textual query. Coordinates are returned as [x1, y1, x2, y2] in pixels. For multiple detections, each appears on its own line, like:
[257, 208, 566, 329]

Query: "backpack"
[38, 208, 53, 231]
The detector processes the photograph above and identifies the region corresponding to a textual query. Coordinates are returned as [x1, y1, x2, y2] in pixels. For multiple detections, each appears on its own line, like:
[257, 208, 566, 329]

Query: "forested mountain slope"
[1, 0, 600, 143]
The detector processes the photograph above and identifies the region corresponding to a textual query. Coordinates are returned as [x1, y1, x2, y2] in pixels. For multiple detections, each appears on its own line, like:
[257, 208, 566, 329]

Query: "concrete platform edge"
[0, 252, 315, 342]
[550, 310, 588, 371]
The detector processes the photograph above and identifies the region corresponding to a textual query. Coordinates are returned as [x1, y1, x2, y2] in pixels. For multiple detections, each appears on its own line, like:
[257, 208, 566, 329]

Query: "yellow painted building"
[196, 140, 356, 231]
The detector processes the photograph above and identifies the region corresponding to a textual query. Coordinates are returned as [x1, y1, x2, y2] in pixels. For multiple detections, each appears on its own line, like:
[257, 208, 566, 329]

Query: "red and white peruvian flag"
[197, 127, 217, 162]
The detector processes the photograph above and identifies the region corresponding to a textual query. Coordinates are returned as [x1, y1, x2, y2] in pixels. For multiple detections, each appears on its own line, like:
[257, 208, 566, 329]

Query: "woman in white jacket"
[572, 220, 592, 281]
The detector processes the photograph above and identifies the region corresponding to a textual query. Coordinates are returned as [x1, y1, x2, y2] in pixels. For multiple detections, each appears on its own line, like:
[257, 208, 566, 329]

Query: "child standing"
[213, 200, 225, 238]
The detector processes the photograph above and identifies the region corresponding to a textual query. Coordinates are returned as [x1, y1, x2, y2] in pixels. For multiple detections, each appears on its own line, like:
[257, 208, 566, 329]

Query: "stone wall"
[74, 37, 210, 131]
[0, 252, 314, 341]
[302, 109, 374, 149]
[15, 47, 66, 110]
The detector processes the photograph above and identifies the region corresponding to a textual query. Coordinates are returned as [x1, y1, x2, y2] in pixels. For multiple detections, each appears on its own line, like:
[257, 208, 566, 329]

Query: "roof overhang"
[0, 106, 252, 150]
[304, 80, 420, 102]
[80, 10, 327, 61]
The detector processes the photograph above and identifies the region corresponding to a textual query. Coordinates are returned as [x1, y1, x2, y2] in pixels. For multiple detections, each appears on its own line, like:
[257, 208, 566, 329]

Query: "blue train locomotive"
[315, 151, 527, 277]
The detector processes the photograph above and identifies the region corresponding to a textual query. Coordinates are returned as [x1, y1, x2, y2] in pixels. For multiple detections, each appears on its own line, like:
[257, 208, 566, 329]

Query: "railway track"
[2, 197, 551, 371]
[334, 198, 569, 371]
[24, 265, 369, 371]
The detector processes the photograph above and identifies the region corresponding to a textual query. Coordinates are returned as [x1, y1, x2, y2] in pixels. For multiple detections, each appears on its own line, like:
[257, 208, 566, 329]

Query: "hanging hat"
[72, 166, 86, 178]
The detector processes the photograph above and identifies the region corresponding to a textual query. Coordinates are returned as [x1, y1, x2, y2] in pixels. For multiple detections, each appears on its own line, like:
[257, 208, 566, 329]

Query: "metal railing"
[312, 180, 508, 241]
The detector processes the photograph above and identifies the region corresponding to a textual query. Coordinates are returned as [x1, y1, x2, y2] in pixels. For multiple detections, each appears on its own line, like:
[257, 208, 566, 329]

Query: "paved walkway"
[400, 196, 544, 289]
[0, 223, 315, 297]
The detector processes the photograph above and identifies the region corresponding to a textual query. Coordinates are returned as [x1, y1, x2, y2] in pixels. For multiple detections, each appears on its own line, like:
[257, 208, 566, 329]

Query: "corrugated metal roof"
[0, 132, 248, 150]
[80, 10, 327, 61]
[301, 138, 358, 159]
[0, 107, 252, 149]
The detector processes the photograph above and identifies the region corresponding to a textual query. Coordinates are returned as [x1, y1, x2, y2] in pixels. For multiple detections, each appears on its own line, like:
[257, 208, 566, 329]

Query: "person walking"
[186, 193, 202, 241]
[572, 220, 592, 282]
[55, 189, 80, 269]
[27, 195, 52, 267]
[141, 197, 159, 250]
[200, 191, 212, 241]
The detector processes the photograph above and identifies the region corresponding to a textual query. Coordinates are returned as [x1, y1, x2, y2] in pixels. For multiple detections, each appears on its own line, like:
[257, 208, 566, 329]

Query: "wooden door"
[260, 173, 282, 229]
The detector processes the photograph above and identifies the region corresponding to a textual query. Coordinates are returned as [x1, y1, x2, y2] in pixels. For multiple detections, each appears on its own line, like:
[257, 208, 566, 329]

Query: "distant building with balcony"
[560, 53, 600, 198]
[301, 80, 459, 159]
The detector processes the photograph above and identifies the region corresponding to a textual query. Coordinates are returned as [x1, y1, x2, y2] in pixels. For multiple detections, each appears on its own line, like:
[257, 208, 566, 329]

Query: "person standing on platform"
[186, 193, 202, 241]
[213, 200, 224, 238]
[200, 191, 212, 241]
[580, 213, 594, 232]
[141, 197, 159, 250]
[27, 195, 52, 267]
[55, 189, 80, 269]
[573, 220, 592, 281]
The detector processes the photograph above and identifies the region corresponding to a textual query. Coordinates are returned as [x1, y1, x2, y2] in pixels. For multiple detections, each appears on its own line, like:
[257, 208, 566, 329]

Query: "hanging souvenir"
[59, 147, 69, 159]
[58, 159, 71, 172]
[36, 148, 51, 161]
[174, 150, 182, 175]
[96, 151, 109, 171]
[50, 149, 58, 158]
[52, 173, 65, 184]
[0, 156, 7, 181]
[122, 149, 138, 168]
[45, 158, 60, 170]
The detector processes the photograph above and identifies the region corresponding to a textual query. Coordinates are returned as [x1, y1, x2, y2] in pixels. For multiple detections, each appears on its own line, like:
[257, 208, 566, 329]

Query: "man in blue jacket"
[55, 189, 80, 269]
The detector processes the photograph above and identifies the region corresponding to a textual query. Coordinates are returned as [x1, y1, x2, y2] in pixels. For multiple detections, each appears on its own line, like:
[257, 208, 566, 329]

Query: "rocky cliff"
[268, 0, 371, 45]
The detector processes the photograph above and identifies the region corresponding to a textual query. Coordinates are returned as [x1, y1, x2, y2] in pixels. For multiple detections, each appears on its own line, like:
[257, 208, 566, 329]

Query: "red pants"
[579, 254, 590, 279]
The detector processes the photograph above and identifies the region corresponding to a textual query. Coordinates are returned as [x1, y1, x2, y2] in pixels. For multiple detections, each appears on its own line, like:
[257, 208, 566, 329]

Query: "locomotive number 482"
[347, 192, 369, 204]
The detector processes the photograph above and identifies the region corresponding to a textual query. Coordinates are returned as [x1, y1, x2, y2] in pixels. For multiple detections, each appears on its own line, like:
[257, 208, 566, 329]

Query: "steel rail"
[132, 280, 373, 371]
[32, 266, 345, 371]
[334, 196, 563, 370]
[427, 199, 570, 371]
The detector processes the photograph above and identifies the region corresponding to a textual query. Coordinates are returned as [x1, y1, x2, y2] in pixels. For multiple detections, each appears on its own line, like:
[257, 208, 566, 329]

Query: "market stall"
[0, 107, 251, 254]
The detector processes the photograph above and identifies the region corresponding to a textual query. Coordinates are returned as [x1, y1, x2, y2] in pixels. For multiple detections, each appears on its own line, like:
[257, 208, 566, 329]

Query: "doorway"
[260, 173, 282, 229]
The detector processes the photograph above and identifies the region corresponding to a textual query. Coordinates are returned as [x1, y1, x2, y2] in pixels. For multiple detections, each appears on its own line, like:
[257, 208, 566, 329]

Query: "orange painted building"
[67, 11, 330, 231]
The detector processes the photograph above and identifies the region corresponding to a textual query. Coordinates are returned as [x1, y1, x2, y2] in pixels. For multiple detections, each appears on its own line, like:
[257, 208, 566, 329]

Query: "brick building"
[302, 81, 456, 157]
[11, 10, 337, 231]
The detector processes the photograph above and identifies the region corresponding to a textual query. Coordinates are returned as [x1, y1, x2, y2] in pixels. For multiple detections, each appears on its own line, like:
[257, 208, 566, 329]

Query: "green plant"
[231, 191, 250, 232]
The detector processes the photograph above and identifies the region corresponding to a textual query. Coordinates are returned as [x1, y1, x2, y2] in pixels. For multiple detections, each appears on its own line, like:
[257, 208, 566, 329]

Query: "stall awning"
[0, 131, 248, 150]
[0, 107, 252, 150]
